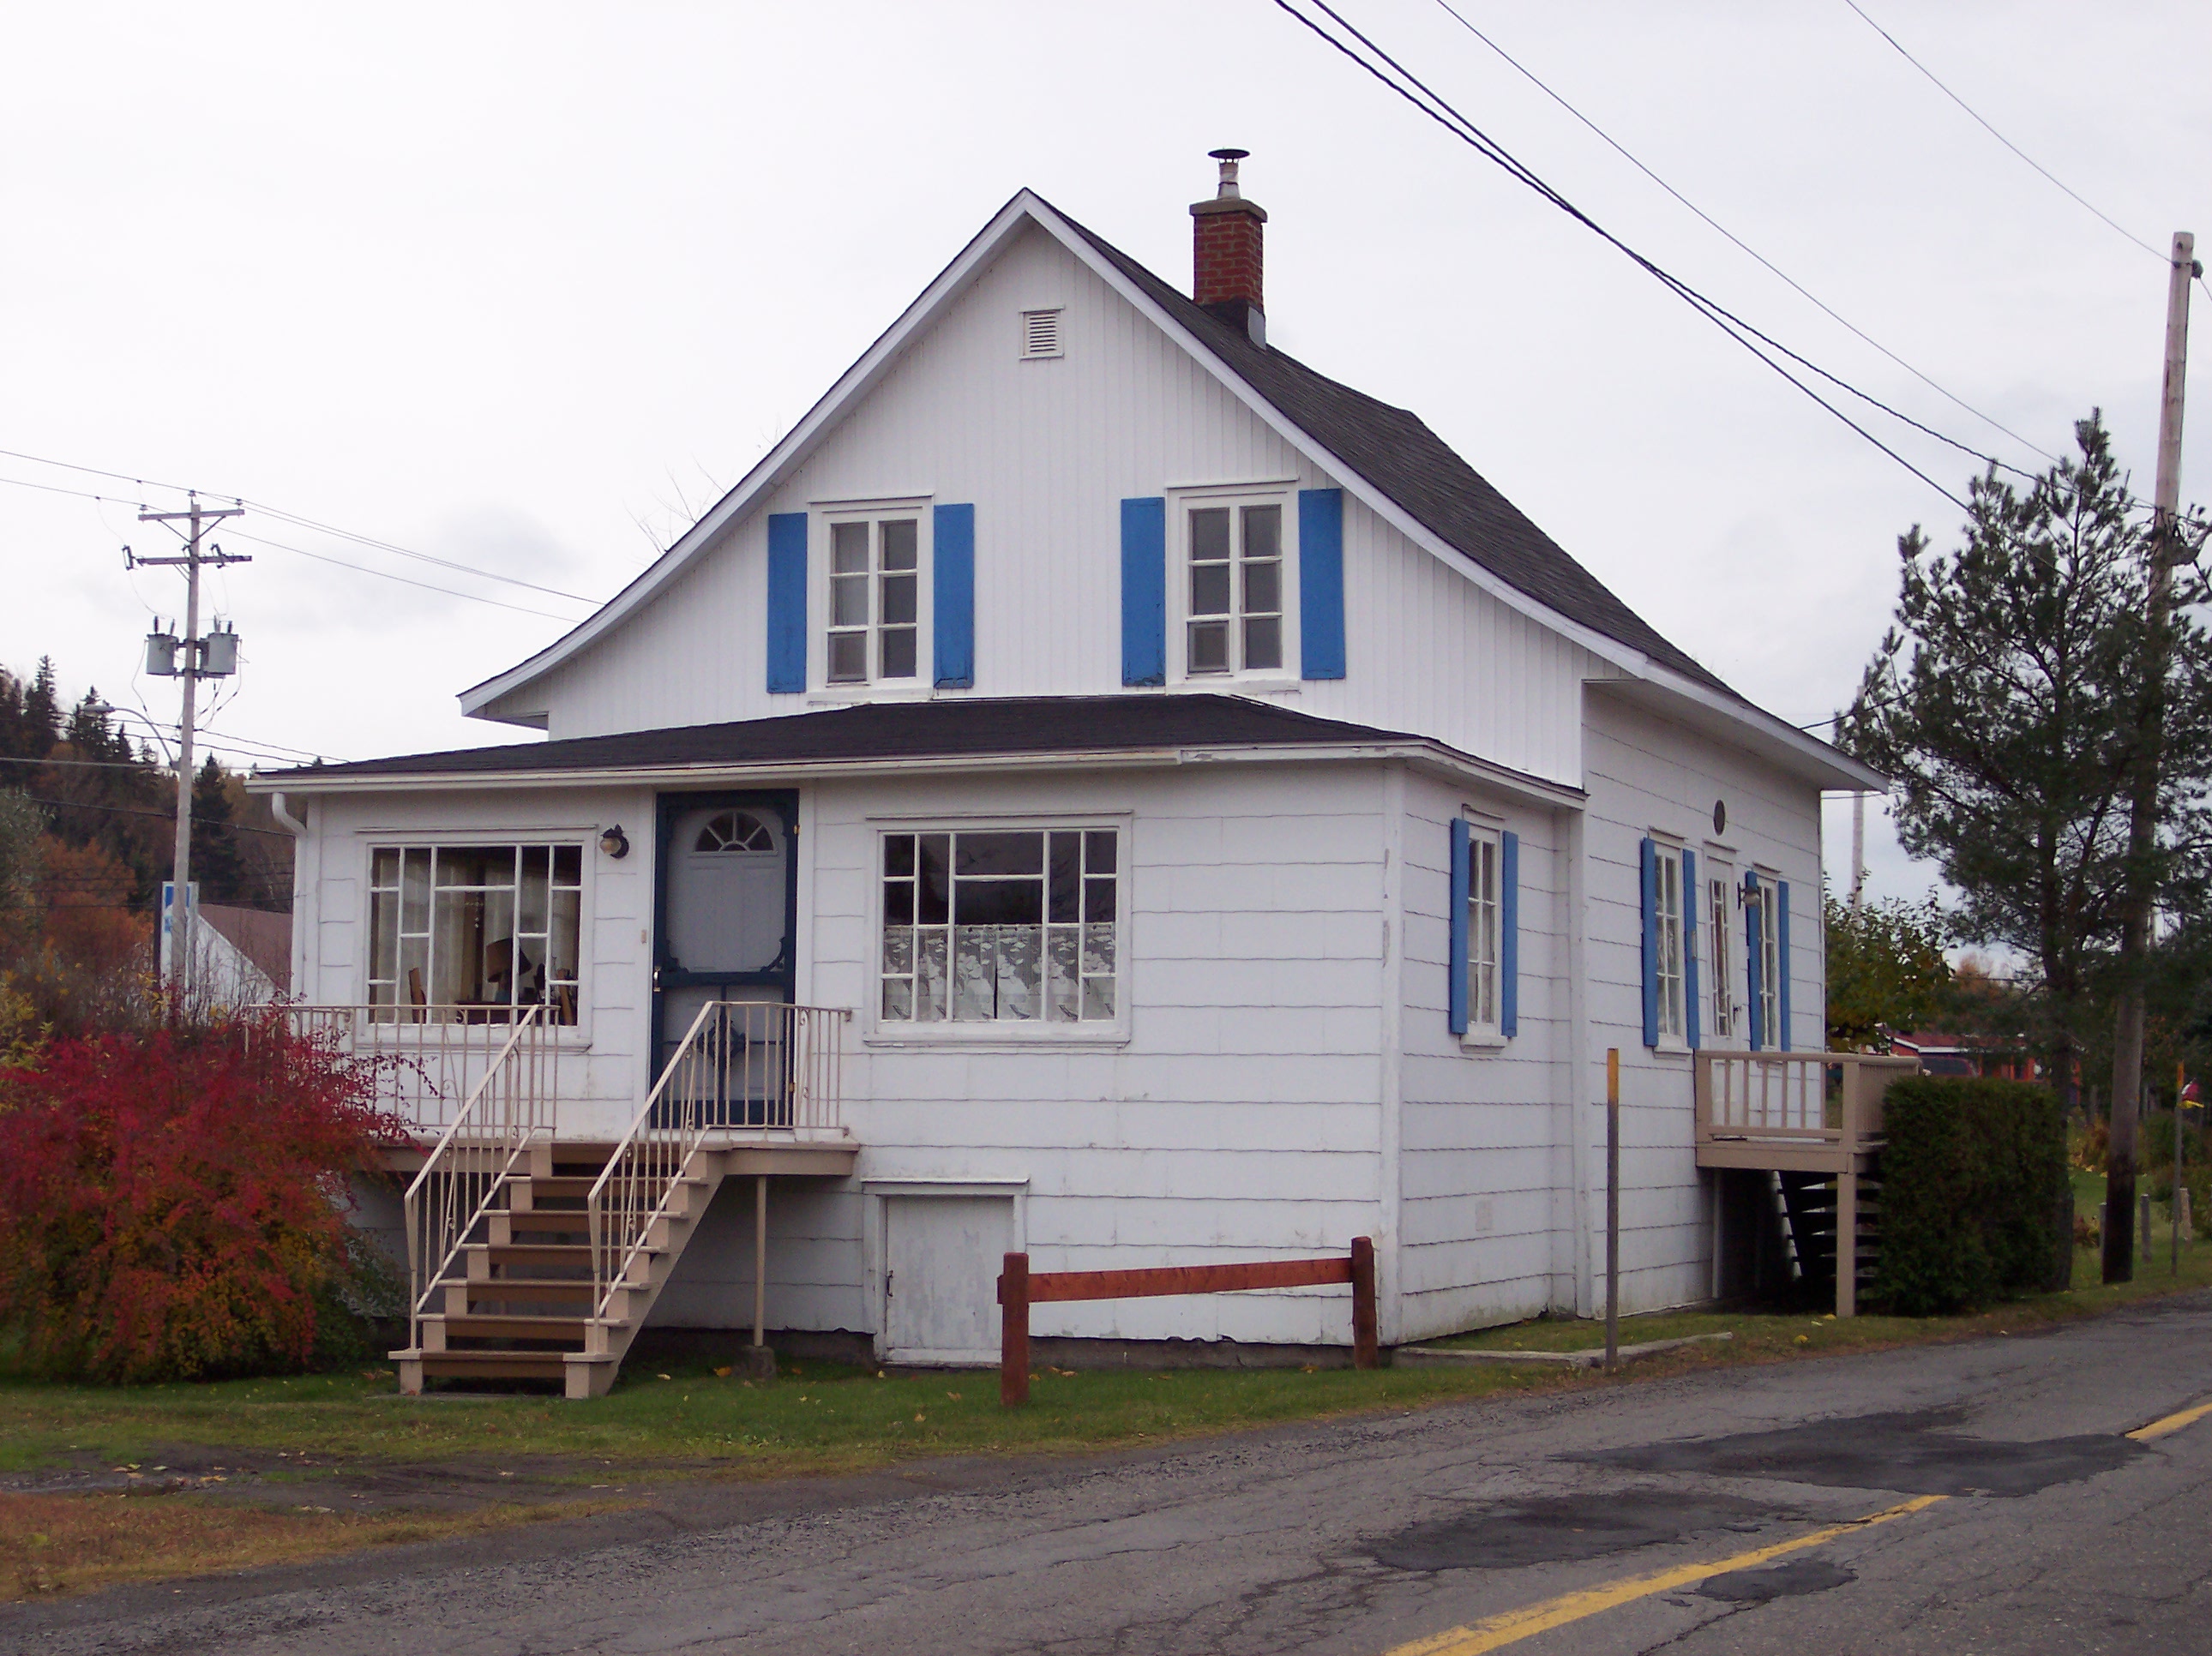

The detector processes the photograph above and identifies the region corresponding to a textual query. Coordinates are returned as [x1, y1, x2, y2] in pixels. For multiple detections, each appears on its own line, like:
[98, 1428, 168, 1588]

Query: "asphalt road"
[10, 1293, 2212, 1655]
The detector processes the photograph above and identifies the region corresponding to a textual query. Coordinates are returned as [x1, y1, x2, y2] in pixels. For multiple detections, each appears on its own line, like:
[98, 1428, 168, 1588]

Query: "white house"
[256, 155, 1884, 1395]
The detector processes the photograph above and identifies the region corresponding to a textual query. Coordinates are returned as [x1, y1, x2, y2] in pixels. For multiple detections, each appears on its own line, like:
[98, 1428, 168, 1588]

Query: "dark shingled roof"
[278, 693, 1472, 781]
[1057, 206, 1734, 697]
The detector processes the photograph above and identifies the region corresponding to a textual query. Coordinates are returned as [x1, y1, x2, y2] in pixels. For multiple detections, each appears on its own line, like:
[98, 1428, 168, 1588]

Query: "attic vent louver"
[1019, 308, 1062, 360]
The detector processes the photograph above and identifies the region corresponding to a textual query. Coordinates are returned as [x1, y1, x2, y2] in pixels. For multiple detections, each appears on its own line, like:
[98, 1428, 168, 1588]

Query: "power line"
[1428, 0, 2061, 468]
[21, 793, 293, 837]
[1839, 0, 2168, 265]
[0, 471, 583, 621]
[1277, 0, 1973, 509]
[0, 445, 602, 604]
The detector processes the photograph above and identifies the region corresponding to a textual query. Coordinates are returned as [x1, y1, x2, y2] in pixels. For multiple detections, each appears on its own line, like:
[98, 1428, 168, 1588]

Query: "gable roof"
[1057, 214, 1731, 696]
[456, 187, 1877, 791]
[254, 693, 1581, 807]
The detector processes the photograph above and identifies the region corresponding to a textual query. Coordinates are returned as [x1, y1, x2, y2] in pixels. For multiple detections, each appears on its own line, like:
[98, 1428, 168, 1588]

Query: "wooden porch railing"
[281, 1003, 562, 1133]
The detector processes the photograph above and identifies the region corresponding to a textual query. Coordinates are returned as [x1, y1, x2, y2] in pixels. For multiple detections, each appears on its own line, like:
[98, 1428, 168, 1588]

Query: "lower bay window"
[880, 827, 1118, 1025]
[368, 844, 582, 1023]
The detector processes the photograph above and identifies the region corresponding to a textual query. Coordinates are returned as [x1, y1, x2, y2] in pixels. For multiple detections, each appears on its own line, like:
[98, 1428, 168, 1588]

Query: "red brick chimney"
[1192, 148, 1266, 346]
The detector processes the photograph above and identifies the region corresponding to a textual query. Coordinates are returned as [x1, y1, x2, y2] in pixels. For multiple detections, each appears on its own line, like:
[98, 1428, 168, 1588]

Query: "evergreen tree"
[190, 755, 244, 904]
[21, 658, 59, 758]
[1838, 415, 2212, 1110]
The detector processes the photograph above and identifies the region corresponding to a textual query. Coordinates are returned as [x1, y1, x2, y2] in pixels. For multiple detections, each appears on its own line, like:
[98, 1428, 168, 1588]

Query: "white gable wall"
[490, 223, 1600, 787]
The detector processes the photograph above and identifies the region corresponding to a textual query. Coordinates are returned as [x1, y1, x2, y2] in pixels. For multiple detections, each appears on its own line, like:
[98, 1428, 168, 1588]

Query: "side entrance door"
[652, 791, 797, 1123]
[882, 1195, 1015, 1365]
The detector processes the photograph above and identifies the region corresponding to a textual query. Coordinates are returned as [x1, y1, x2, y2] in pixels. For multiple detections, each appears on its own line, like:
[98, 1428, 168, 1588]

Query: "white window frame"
[864, 813, 1133, 1048]
[1464, 819, 1503, 1044]
[1752, 871, 1782, 1052]
[1651, 838, 1687, 1050]
[359, 835, 594, 1035]
[1167, 482, 1299, 686]
[814, 498, 932, 696]
[1704, 853, 1736, 1043]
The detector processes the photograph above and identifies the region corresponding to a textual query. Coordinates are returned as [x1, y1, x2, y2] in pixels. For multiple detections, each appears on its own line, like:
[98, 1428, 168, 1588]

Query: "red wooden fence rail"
[995, 1237, 1379, 1406]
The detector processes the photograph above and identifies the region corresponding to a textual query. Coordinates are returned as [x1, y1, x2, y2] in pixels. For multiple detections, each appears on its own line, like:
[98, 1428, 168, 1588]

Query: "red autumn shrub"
[0, 1012, 403, 1383]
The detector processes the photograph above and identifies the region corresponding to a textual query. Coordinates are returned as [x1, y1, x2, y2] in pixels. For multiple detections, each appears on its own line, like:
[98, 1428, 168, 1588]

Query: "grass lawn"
[6, 1182, 2209, 1603]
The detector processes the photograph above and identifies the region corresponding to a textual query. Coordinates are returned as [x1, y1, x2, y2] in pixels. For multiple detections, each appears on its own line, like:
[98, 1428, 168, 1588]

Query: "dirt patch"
[1371, 1490, 1782, 1571]
[1576, 1409, 2140, 1497]
[0, 1490, 622, 1602]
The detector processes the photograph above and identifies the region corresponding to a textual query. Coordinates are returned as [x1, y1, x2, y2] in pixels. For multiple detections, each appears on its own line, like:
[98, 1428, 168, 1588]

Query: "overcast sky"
[4, 0, 2205, 910]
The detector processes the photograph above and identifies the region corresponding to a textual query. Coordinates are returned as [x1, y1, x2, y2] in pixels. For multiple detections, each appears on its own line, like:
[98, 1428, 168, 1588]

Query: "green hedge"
[1872, 1077, 2070, 1316]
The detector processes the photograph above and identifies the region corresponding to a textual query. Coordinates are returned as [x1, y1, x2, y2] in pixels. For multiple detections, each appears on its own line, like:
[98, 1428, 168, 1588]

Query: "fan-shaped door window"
[666, 806, 788, 976]
[695, 810, 777, 855]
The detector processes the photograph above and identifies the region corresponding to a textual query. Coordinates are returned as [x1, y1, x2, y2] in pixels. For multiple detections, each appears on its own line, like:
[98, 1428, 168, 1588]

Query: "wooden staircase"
[393, 1141, 725, 1399]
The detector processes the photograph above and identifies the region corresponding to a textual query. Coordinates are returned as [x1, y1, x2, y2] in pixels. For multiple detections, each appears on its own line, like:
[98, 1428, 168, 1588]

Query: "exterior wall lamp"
[598, 825, 630, 860]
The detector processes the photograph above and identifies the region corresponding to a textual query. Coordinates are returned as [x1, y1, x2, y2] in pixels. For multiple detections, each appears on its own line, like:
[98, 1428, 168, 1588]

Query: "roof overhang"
[1588, 674, 1884, 793]
[249, 736, 1586, 811]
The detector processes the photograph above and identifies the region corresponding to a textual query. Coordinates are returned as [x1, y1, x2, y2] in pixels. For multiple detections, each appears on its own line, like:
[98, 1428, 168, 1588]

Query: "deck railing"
[588, 1001, 851, 1320]
[399, 1005, 559, 1348]
[1695, 1050, 1920, 1156]
[282, 1003, 560, 1133]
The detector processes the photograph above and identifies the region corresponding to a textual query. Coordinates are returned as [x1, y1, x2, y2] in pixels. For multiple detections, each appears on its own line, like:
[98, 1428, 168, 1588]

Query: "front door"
[652, 792, 797, 1121]
[883, 1195, 1014, 1364]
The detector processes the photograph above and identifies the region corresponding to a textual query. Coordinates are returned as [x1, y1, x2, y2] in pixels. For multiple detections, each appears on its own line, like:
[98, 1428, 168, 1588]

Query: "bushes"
[1872, 1077, 2070, 1316]
[0, 1013, 400, 1383]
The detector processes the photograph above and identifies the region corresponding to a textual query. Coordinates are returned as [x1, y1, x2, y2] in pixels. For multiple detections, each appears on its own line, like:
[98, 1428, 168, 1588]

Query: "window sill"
[1168, 675, 1301, 698]
[863, 1025, 1132, 1052]
[1458, 1033, 1508, 1053]
[1652, 1040, 1692, 1058]
[807, 685, 937, 705]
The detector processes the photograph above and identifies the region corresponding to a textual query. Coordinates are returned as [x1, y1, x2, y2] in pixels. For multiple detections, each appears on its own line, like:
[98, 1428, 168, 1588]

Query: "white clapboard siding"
[495, 223, 1601, 788]
[1580, 687, 1824, 1314]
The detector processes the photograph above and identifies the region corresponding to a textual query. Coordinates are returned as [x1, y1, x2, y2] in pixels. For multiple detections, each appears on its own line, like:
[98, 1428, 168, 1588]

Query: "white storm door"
[882, 1195, 1013, 1364]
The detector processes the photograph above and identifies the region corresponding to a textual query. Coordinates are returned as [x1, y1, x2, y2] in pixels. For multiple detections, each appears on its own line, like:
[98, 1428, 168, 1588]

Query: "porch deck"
[1694, 1050, 1920, 1317]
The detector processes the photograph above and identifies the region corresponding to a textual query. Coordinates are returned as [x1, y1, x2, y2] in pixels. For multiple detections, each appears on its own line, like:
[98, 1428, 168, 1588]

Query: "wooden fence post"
[998, 1251, 1030, 1407]
[1349, 1235, 1379, 1369]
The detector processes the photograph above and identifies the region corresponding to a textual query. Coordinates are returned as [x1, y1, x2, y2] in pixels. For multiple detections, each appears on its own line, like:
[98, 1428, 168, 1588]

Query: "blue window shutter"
[1500, 830, 1519, 1039]
[1298, 487, 1346, 681]
[1682, 848, 1700, 1051]
[1121, 497, 1167, 687]
[1448, 819, 1470, 1037]
[1776, 880, 1792, 1053]
[1743, 869, 1763, 1052]
[1640, 837, 1659, 1048]
[933, 502, 975, 688]
[766, 512, 808, 693]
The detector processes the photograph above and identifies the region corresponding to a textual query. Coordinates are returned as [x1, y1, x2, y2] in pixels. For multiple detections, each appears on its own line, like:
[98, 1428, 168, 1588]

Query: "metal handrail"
[587, 1001, 851, 1321]
[280, 1002, 566, 1133]
[400, 1004, 557, 1349]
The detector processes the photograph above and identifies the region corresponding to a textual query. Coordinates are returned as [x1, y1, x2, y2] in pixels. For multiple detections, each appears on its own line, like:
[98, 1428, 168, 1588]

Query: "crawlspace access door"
[882, 1195, 1014, 1365]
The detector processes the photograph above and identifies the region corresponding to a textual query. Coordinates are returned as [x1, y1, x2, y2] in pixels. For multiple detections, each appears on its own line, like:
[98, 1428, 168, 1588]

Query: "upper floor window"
[827, 516, 919, 684]
[369, 844, 581, 1023]
[1186, 501, 1283, 675]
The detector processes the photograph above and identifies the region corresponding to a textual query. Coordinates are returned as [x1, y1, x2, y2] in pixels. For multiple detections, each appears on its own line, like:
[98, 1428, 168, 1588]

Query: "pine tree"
[191, 755, 245, 904]
[21, 658, 60, 758]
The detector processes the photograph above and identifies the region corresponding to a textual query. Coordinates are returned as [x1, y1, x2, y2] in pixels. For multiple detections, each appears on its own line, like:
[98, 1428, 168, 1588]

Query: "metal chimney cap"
[1208, 148, 1249, 198]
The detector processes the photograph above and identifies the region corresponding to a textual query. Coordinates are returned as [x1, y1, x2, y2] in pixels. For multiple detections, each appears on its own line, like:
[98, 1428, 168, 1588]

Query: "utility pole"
[2104, 231, 2197, 1284]
[131, 494, 246, 996]
[1849, 793, 1867, 913]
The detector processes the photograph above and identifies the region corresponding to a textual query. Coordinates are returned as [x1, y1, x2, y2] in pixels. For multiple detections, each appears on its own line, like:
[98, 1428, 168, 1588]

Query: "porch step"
[400, 1143, 728, 1399]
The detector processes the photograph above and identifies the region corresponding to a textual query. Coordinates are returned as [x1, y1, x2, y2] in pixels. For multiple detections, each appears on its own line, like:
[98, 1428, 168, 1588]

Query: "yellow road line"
[1383, 1494, 1948, 1656]
[2127, 1400, 2212, 1442]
